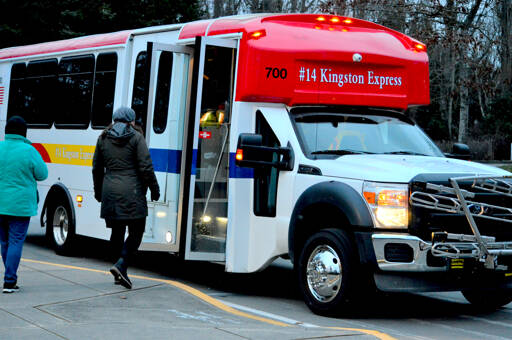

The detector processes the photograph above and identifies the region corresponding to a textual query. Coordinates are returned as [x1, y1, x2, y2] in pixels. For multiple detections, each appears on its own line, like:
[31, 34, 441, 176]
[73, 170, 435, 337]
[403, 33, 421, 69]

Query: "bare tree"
[497, 0, 512, 93]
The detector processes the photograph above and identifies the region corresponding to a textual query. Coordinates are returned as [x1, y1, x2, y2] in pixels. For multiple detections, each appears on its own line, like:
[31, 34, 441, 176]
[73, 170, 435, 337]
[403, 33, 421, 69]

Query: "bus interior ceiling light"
[201, 215, 212, 223]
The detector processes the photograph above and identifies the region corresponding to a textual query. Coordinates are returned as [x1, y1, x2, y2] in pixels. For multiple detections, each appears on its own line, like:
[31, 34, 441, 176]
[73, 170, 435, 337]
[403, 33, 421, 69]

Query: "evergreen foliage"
[0, 0, 202, 48]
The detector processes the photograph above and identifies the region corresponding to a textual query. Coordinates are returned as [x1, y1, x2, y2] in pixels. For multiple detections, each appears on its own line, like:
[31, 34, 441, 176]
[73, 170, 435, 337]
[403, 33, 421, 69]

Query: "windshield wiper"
[382, 151, 428, 156]
[311, 149, 373, 155]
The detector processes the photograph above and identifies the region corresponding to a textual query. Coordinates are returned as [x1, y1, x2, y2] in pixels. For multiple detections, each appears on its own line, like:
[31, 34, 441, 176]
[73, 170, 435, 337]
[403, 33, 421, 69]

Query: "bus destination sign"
[295, 62, 406, 95]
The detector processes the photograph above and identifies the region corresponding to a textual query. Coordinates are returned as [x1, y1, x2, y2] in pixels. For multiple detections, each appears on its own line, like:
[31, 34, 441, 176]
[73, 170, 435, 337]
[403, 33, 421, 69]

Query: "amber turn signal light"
[235, 149, 243, 161]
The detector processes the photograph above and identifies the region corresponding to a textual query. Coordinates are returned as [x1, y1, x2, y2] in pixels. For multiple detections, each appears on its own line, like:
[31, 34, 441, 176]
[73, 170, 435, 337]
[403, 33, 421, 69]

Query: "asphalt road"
[1, 224, 511, 340]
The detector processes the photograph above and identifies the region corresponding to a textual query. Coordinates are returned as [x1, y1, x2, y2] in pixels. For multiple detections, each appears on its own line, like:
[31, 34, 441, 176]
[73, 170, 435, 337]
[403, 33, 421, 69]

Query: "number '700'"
[265, 67, 287, 79]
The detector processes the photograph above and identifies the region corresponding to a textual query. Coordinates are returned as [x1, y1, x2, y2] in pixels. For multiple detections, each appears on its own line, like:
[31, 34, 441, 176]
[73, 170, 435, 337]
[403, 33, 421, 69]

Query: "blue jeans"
[0, 215, 30, 284]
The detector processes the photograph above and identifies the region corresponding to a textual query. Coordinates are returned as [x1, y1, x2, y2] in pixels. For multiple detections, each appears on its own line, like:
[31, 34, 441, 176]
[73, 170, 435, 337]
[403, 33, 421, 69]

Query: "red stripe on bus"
[32, 143, 52, 163]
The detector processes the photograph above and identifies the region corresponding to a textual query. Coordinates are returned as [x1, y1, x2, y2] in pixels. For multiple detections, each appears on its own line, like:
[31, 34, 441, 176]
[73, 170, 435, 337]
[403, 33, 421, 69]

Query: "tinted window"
[55, 55, 95, 128]
[254, 111, 280, 217]
[131, 52, 147, 130]
[153, 51, 173, 134]
[92, 52, 117, 128]
[7, 63, 27, 120]
[23, 59, 58, 127]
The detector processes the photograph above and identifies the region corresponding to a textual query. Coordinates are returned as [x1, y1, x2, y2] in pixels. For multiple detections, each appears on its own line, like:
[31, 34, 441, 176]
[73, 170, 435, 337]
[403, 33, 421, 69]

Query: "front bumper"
[371, 233, 512, 292]
[372, 233, 512, 272]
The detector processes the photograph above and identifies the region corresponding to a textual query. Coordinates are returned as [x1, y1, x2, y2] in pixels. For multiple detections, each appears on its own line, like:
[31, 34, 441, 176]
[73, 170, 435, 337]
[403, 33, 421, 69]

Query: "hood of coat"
[106, 122, 135, 145]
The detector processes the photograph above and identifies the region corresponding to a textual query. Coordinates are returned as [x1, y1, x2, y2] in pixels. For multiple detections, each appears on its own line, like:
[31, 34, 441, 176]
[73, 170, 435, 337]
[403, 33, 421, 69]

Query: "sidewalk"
[0, 236, 374, 340]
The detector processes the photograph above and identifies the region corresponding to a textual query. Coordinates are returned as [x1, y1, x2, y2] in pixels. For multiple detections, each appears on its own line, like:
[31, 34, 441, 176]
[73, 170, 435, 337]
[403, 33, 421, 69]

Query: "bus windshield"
[292, 111, 444, 158]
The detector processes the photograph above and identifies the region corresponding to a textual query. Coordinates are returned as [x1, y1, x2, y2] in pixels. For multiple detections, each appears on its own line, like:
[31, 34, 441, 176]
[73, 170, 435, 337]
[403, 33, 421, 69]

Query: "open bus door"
[182, 37, 238, 261]
[140, 42, 193, 252]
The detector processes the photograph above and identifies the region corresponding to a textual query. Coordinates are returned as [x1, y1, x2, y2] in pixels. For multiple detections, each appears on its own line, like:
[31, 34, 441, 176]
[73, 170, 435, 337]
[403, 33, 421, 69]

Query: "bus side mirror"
[235, 133, 294, 171]
[445, 143, 471, 160]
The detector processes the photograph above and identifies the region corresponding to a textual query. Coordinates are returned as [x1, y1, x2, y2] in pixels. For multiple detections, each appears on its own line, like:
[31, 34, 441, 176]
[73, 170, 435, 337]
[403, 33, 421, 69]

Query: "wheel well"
[41, 184, 75, 228]
[292, 203, 353, 264]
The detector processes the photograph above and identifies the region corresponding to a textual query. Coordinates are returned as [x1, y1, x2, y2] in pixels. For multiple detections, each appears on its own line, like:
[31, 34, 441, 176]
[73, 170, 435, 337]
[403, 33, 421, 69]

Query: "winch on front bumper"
[372, 175, 512, 273]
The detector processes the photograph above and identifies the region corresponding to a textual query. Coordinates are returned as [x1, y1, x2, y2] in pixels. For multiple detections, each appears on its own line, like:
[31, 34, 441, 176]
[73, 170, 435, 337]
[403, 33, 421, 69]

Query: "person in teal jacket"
[0, 116, 48, 293]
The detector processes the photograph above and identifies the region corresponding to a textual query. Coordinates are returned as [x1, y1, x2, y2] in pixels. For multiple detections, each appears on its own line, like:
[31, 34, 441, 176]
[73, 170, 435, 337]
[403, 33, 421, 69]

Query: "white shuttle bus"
[1, 14, 511, 314]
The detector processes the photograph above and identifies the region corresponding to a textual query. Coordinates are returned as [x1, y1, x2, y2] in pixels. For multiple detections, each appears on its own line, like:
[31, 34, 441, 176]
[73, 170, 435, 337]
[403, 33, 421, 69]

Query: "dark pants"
[0, 215, 30, 284]
[107, 218, 145, 267]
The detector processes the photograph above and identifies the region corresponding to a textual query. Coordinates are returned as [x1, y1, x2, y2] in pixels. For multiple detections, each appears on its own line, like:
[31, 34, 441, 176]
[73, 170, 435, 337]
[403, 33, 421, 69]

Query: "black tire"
[462, 288, 512, 310]
[297, 228, 358, 316]
[46, 195, 76, 255]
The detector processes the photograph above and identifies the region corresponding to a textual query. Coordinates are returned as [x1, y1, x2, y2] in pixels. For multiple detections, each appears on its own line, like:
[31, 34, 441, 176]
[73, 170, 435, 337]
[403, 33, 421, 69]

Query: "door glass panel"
[191, 46, 235, 253]
[153, 51, 173, 134]
[131, 52, 148, 133]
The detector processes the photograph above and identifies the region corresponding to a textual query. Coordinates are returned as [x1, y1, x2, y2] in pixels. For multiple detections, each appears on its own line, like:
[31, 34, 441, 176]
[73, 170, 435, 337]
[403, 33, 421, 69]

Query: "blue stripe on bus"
[149, 149, 253, 178]
[229, 153, 254, 178]
[149, 148, 181, 174]
[191, 149, 197, 175]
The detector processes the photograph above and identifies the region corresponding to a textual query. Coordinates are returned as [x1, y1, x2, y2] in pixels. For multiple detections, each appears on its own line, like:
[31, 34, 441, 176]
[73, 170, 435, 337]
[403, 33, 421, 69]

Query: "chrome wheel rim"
[306, 244, 342, 303]
[52, 206, 68, 246]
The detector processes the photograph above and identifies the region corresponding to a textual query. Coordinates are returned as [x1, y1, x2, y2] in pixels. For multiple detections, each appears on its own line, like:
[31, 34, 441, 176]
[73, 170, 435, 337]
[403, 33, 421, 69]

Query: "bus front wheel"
[297, 228, 357, 316]
[46, 197, 76, 255]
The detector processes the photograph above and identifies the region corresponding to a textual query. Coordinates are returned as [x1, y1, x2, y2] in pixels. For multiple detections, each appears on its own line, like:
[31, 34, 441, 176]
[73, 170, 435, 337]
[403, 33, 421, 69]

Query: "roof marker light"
[316, 16, 326, 22]
[330, 17, 340, 23]
[248, 29, 266, 40]
[343, 19, 353, 24]
[414, 43, 426, 52]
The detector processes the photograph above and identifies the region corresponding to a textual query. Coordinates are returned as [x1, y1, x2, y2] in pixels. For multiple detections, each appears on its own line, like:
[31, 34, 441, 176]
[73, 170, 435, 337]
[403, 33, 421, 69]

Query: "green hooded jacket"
[0, 134, 48, 216]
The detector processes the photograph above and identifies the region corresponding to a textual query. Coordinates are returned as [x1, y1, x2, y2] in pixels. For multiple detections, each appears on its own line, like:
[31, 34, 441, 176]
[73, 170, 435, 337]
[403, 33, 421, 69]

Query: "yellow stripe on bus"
[42, 144, 95, 166]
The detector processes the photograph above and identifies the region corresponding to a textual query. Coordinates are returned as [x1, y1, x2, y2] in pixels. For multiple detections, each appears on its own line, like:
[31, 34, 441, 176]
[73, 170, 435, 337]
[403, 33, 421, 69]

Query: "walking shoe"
[3, 282, 19, 294]
[110, 264, 132, 289]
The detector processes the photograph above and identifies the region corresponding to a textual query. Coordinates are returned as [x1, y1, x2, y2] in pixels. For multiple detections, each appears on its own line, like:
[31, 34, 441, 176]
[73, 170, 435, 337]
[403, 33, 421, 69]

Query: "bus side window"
[24, 59, 58, 128]
[131, 51, 147, 132]
[254, 111, 280, 217]
[7, 63, 27, 120]
[92, 52, 118, 129]
[153, 51, 173, 134]
[55, 55, 95, 128]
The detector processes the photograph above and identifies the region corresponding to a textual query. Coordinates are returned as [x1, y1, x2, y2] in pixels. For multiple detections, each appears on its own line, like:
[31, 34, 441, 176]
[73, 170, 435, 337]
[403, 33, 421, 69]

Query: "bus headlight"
[363, 182, 409, 229]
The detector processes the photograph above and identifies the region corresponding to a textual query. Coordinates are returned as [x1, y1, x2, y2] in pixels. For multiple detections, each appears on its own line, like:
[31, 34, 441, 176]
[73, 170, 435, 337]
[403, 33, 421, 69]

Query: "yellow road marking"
[328, 326, 397, 340]
[21, 258, 396, 340]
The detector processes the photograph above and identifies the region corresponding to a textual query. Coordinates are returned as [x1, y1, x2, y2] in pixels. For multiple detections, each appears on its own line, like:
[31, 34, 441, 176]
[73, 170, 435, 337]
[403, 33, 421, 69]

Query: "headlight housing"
[363, 182, 409, 229]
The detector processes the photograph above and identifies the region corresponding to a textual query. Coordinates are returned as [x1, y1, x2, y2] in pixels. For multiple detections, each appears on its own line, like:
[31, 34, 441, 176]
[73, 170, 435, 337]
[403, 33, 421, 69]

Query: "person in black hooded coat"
[92, 107, 159, 289]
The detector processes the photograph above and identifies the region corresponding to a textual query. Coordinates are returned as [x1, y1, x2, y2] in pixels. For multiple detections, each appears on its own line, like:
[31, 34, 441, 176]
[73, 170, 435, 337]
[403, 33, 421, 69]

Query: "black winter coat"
[92, 123, 159, 222]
